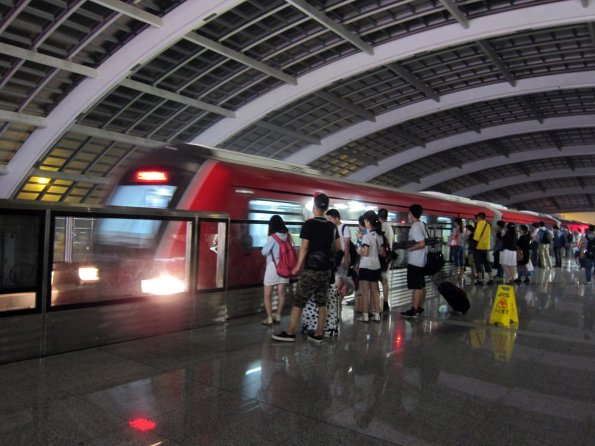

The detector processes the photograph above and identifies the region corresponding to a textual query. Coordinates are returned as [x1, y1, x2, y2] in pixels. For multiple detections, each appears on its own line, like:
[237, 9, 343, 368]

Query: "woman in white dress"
[261, 215, 290, 326]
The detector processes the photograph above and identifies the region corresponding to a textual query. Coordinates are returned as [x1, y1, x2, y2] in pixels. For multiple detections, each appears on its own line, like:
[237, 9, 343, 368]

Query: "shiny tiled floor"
[1, 260, 594, 445]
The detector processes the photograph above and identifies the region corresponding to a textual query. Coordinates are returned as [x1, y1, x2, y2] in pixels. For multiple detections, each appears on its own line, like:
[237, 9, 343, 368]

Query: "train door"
[195, 218, 228, 324]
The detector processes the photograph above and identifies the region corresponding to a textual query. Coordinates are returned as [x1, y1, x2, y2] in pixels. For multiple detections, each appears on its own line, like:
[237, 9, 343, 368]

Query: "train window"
[108, 185, 176, 209]
[96, 185, 177, 248]
[248, 200, 303, 247]
[0, 212, 40, 312]
[319, 201, 378, 223]
[95, 217, 163, 249]
[248, 200, 303, 221]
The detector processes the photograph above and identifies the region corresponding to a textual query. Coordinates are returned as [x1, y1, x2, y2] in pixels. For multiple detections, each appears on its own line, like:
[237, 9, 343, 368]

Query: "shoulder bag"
[422, 222, 444, 276]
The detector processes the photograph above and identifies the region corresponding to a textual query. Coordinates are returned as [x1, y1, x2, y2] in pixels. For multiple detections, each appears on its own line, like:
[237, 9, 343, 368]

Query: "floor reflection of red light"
[394, 334, 402, 349]
[129, 418, 157, 431]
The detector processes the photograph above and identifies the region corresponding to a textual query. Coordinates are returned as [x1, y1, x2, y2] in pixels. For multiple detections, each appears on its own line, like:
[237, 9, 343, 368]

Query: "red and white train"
[88, 144, 563, 305]
[4, 143, 587, 361]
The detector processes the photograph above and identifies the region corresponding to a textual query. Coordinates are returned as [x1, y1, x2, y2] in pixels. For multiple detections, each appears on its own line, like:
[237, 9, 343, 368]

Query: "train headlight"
[78, 267, 99, 282]
[135, 170, 169, 183]
[141, 274, 186, 295]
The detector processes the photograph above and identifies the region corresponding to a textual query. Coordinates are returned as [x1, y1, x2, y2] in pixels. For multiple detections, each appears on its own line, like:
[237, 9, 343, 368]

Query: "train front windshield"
[110, 184, 176, 209]
[97, 170, 177, 248]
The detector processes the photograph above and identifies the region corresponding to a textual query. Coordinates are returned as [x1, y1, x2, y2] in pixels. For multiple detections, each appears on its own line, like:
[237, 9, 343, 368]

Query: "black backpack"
[586, 235, 595, 260]
[540, 230, 551, 244]
[378, 233, 392, 271]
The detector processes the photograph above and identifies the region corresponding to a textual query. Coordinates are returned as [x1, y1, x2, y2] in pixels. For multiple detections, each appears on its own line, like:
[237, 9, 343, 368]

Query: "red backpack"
[271, 233, 297, 278]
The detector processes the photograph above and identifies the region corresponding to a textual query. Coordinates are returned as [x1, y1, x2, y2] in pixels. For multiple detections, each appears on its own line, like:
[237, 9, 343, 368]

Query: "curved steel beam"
[297, 73, 595, 169]
[347, 114, 595, 182]
[501, 187, 595, 207]
[456, 169, 595, 198]
[195, 2, 595, 148]
[0, 0, 244, 199]
[402, 145, 595, 192]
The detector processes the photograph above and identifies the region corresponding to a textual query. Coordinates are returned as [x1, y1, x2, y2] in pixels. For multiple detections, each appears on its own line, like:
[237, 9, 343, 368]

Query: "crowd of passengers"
[259, 191, 595, 343]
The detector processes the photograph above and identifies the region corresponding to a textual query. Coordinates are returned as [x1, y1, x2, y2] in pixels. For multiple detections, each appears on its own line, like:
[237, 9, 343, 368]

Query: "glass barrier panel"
[0, 212, 40, 311]
[51, 216, 191, 306]
[197, 220, 227, 290]
[437, 227, 448, 260]
[227, 221, 266, 288]
[393, 226, 410, 268]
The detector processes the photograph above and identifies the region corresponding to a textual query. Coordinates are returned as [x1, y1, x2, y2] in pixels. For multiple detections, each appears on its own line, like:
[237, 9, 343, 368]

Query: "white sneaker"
[371, 313, 381, 322]
[357, 314, 369, 322]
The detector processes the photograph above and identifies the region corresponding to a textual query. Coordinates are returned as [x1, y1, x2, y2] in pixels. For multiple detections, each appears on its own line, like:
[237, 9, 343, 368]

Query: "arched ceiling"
[0, 0, 594, 216]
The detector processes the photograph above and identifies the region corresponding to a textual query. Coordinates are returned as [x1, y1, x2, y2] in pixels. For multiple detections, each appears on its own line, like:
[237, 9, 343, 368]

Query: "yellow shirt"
[473, 220, 491, 250]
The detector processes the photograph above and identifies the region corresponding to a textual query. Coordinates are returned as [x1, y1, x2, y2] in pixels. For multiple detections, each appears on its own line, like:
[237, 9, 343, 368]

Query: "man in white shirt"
[378, 208, 394, 313]
[401, 204, 427, 318]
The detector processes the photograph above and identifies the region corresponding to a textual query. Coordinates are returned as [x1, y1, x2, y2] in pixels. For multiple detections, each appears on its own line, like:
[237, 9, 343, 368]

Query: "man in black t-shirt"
[273, 192, 340, 344]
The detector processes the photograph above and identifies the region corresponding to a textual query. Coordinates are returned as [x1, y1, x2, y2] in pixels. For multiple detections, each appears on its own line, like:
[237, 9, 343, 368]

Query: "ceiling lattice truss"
[1, 0, 594, 215]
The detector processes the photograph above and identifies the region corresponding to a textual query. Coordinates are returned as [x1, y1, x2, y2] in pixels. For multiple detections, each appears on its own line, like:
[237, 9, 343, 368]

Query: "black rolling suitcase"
[437, 282, 470, 315]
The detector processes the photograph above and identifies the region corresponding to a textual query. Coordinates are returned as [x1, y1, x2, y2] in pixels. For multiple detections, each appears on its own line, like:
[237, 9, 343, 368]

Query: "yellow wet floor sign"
[489, 284, 519, 328]
[490, 327, 517, 361]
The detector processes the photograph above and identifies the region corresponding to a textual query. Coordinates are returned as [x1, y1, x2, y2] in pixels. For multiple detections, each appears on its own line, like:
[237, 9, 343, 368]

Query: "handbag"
[516, 247, 524, 263]
[422, 222, 444, 276]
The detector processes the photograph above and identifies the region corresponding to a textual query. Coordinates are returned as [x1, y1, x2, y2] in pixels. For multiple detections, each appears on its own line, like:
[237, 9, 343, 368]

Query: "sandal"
[273, 314, 281, 323]
[261, 317, 273, 326]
